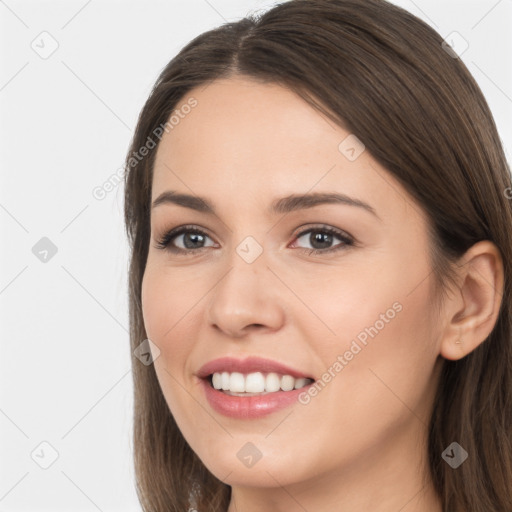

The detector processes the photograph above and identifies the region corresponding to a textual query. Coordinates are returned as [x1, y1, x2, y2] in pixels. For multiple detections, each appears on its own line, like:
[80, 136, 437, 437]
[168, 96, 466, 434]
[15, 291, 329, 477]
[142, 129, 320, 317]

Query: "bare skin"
[141, 76, 503, 512]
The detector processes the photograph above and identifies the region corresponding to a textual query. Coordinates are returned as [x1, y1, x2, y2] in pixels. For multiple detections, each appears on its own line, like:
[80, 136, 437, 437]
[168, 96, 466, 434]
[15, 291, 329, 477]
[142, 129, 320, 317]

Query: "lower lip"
[200, 378, 311, 418]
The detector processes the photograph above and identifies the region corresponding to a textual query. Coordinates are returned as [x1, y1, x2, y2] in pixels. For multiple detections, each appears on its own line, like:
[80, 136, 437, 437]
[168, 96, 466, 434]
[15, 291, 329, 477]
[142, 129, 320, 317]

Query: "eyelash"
[154, 224, 355, 256]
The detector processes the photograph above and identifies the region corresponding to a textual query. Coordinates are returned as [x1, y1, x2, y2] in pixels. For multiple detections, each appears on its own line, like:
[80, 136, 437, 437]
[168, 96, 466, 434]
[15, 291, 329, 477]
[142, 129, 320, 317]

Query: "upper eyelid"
[157, 223, 354, 247]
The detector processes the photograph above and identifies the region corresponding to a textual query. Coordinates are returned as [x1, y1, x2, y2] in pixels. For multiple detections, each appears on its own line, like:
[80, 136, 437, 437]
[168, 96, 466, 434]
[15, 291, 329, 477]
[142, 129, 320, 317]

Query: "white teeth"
[229, 372, 245, 392]
[212, 373, 222, 389]
[265, 372, 281, 392]
[245, 372, 265, 392]
[221, 371, 230, 391]
[280, 375, 295, 391]
[210, 371, 312, 393]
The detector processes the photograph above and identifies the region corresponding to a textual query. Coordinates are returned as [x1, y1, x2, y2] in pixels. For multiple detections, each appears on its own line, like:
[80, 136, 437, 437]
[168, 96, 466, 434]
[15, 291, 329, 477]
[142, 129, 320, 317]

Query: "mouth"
[205, 371, 315, 397]
[196, 356, 316, 417]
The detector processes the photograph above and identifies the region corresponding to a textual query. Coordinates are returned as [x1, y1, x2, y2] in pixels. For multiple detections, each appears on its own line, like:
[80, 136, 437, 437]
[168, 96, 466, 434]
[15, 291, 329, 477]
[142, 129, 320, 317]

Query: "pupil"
[184, 232, 204, 249]
[311, 231, 332, 249]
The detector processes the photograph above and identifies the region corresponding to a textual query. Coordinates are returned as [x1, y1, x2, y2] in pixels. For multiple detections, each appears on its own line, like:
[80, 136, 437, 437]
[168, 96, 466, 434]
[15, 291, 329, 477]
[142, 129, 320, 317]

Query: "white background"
[0, 0, 510, 510]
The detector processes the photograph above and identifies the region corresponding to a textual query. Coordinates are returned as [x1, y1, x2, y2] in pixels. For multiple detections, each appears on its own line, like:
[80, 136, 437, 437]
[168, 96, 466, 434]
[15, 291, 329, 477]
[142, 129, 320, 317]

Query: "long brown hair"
[123, 1, 512, 510]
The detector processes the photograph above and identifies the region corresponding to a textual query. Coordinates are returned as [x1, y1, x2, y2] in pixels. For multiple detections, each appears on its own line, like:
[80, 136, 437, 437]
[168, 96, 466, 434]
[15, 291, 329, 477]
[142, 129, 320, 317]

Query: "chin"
[191, 435, 314, 489]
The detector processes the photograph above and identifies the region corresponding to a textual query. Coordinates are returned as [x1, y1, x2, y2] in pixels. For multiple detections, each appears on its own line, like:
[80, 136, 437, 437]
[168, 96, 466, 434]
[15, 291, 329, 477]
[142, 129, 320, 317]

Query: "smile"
[210, 371, 313, 395]
[197, 356, 316, 418]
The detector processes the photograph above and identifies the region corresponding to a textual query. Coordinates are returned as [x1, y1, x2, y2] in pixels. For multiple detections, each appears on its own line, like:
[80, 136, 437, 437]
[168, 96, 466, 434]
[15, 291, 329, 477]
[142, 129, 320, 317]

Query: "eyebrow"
[151, 190, 379, 218]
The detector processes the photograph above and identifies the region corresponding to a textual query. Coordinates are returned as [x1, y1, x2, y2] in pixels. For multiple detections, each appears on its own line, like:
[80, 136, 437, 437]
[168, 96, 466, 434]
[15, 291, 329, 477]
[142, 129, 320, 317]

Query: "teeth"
[245, 372, 265, 393]
[212, 372, 222, 389]
[294, 377, 309, 389]
[221, 371, 230, 391]
[210, 371, 312, 393]
[280, 375, 295, 391]
[229, 372, 245, 392]
[265, 372, 281, 392]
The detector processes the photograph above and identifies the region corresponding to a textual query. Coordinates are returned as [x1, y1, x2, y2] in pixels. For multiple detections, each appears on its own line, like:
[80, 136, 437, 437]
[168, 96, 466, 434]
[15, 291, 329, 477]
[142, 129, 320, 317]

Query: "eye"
[290, 225, 354, 255]
[154, 225, 217, 254]
[154, 224, 355, 256]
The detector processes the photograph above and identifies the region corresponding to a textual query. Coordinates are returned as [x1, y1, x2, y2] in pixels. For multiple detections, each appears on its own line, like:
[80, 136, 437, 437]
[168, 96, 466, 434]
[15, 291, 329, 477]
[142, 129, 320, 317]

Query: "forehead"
[151, 77, 417, 225]
[153, 77, 340, 182]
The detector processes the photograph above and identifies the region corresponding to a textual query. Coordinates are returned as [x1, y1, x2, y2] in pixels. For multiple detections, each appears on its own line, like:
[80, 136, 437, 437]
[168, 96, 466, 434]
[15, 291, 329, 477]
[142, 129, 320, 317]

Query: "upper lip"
[197, 356, 314, 380]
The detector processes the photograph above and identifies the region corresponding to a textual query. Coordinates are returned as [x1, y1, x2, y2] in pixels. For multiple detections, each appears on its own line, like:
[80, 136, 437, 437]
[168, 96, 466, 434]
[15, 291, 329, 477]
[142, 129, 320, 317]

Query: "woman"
[123, 1, 512, 510]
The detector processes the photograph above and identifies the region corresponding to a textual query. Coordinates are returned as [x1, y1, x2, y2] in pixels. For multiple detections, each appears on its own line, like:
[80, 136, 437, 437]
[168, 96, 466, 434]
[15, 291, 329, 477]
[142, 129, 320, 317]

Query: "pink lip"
[199, 379, 312, 418]
[196, 356, 314, 419]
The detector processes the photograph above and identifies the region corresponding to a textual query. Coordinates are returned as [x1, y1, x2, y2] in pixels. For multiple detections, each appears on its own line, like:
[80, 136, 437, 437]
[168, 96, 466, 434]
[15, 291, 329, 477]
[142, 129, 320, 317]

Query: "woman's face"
[141, 76, 444, 491]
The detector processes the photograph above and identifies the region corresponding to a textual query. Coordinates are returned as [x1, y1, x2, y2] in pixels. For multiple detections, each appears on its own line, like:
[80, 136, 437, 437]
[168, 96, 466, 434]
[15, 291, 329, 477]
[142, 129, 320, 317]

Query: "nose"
[206, 253, 286, 338]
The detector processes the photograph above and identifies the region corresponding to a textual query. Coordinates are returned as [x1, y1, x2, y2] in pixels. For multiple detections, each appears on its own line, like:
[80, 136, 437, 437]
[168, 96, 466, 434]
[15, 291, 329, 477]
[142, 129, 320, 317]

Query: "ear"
[440, 240, 504, 361]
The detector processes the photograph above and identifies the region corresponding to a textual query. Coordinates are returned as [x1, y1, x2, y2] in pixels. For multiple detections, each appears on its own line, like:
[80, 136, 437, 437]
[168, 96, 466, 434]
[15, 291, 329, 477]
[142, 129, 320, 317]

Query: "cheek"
[285, 256, 405, 345]
[140, 265, 202, 426]
[141, 267, 168, 341]
[318, 271, 439, 432]
[141, 263, 200, 342]
[302, 250, 439, 415]
[140, 264, 199, 399]
[285, 281, 439, 469]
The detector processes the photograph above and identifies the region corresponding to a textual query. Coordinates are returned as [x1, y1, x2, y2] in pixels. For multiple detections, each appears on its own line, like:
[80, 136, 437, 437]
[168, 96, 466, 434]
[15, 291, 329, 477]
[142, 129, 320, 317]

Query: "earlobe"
[439, 241, 504, 361]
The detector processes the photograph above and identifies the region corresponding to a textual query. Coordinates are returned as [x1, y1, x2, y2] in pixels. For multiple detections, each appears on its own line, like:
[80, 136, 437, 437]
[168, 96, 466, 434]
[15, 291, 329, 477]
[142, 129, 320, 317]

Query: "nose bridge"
[234, 233, 266, 267]
[206, 232, 285, 335]
[219, 233, 269, 303]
